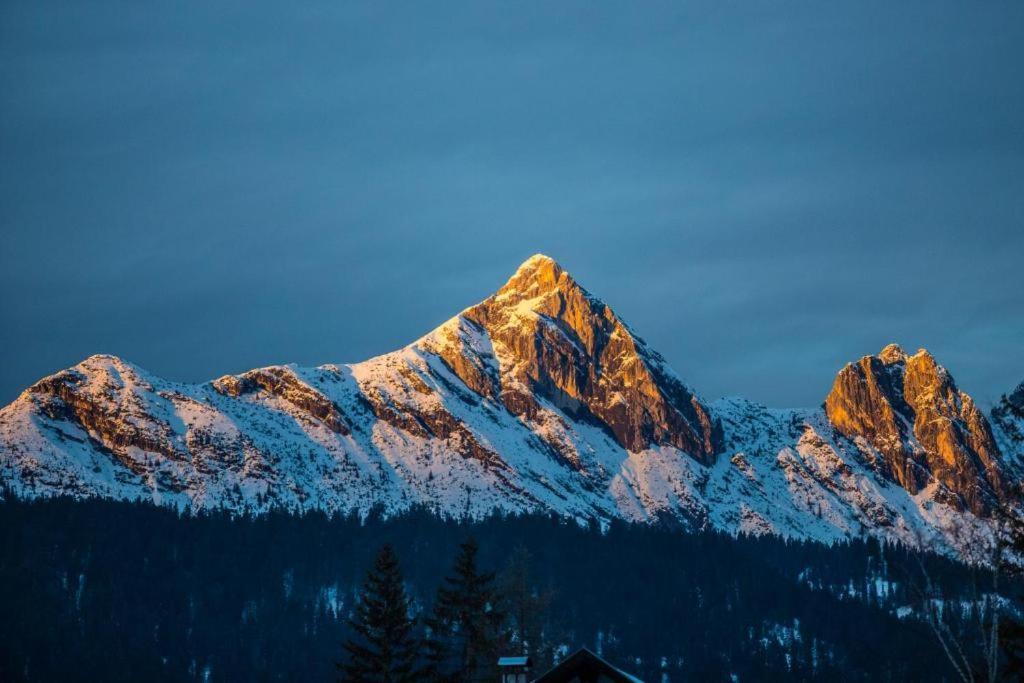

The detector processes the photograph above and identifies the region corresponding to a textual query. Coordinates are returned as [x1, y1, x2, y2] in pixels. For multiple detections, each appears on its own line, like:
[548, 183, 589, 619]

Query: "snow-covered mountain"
[0, 254, 1018, 558]
[992, 380, 1024, 474]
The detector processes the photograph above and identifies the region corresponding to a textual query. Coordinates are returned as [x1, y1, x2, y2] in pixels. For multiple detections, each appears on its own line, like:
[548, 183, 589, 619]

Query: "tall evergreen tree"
[339, 544, 421, 683]
[499, 545, 554, 671]
[998, 506, 1024, 678]
[425, 538, 507, 682]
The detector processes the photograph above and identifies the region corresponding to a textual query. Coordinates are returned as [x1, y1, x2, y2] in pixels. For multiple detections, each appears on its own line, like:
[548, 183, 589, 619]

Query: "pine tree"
[999, 506, 1024, 678]
[338, 544, 421, 683]
[499, 545, 554, 671]
[424, 538, 507, 682]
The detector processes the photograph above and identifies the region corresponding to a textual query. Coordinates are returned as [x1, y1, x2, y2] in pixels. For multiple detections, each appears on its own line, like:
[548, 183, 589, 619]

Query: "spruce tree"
[338, 544, 421, 683]
[424, 538, 507, 682]
[499, 545, 553, 671]
[999, 507, 1024, 678]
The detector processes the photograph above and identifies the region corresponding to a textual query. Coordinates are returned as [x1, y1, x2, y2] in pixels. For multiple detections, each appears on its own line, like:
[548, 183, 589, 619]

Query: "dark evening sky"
[2, 1, 1022, 408]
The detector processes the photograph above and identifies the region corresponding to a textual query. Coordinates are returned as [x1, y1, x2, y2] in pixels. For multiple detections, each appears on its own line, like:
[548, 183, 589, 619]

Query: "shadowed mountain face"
[825, 344, 1007, 516]
[991, 381, 1024, 475]
[0, 255, 1018, 559]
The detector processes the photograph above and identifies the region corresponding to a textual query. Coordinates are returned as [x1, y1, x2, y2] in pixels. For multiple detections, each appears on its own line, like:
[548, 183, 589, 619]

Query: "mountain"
[824, 344, 1007, 516]
[0, 254, 1017, 558]
[991, 380, 1024, 473]
[423, 255, 721, 462]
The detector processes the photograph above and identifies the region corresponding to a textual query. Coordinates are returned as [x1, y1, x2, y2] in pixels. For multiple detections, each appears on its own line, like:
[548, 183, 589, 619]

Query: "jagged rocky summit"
[992, 381, 1024, 475]
[0, 254, 1019, 559]
[825, 344, 1006, 516]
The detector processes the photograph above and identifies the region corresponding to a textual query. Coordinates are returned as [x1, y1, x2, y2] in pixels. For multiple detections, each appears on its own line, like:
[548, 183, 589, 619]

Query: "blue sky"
[2, 1, 1022, 407]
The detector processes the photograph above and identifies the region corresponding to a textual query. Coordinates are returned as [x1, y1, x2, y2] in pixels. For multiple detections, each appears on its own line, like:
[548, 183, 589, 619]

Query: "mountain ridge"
[1, 254, 1019, 560]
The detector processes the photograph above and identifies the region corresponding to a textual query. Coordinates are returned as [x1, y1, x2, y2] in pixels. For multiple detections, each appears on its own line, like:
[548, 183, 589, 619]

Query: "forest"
[0, 495, 1019, 682]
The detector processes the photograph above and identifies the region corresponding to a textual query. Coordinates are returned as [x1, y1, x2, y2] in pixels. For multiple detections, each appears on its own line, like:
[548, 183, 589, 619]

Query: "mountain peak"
[420, 254, 722, 460]
[518, 252, 558, 271]
[825, 345, 1005, 515]
[878, 343, 907, 364]
[1010, 380, 1024, 409]
[497, 253, 576, 301]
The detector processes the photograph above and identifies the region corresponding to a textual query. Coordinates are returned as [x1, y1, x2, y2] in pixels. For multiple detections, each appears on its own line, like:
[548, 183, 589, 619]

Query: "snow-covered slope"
[992, 381, 1024, 475]
[0, 255, 1017, 559]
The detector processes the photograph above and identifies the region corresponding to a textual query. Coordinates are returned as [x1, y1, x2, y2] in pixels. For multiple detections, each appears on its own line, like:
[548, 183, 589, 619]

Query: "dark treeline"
[0, 495, 1011, 681]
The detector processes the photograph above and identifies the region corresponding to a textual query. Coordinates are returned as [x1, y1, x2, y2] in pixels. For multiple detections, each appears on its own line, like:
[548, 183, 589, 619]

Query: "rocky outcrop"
[25, 355, 188, 469]
[212, 366, 351, 435]
[353, 352, 509, 472]
[427, 255, 722, 463]
[991, 380, 1024, 475]
[1006, 382, 1024, 416]
[825, 344, 1005, 515]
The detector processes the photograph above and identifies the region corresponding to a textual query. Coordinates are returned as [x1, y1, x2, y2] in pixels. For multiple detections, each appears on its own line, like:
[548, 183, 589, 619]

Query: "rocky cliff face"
[825, 344, 1005, 516]
[423, 255, 721, 463]
[0, 255, 1017, 559]
[991, 380, 1024, 476]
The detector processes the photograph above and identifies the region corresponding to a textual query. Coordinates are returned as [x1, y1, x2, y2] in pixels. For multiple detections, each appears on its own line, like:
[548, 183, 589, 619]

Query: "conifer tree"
[338, 544, 421, 683]
[499, 545, 554, 671]
[424, 538, 507, 682]
[998, 507, 1024, 678]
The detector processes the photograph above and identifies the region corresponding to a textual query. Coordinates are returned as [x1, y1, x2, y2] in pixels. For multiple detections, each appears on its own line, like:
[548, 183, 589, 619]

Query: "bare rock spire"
[824, 345, 1005, 515]
[425, 254, 722, 462]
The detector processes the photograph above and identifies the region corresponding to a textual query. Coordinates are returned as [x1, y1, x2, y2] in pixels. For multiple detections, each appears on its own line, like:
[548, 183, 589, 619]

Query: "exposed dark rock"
[27, 357, 188, 466]
[359, 385, 508, 471]
[212, 367, 350, 435]
[991, 380, 1024, 471]
[825, 344, 1005, 515]
[431, 255, 722, 462]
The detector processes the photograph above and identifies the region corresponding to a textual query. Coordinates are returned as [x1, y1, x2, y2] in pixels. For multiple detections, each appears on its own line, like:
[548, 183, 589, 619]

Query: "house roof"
[532, 647, 643, 683]
[499, 656, 531, 667]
